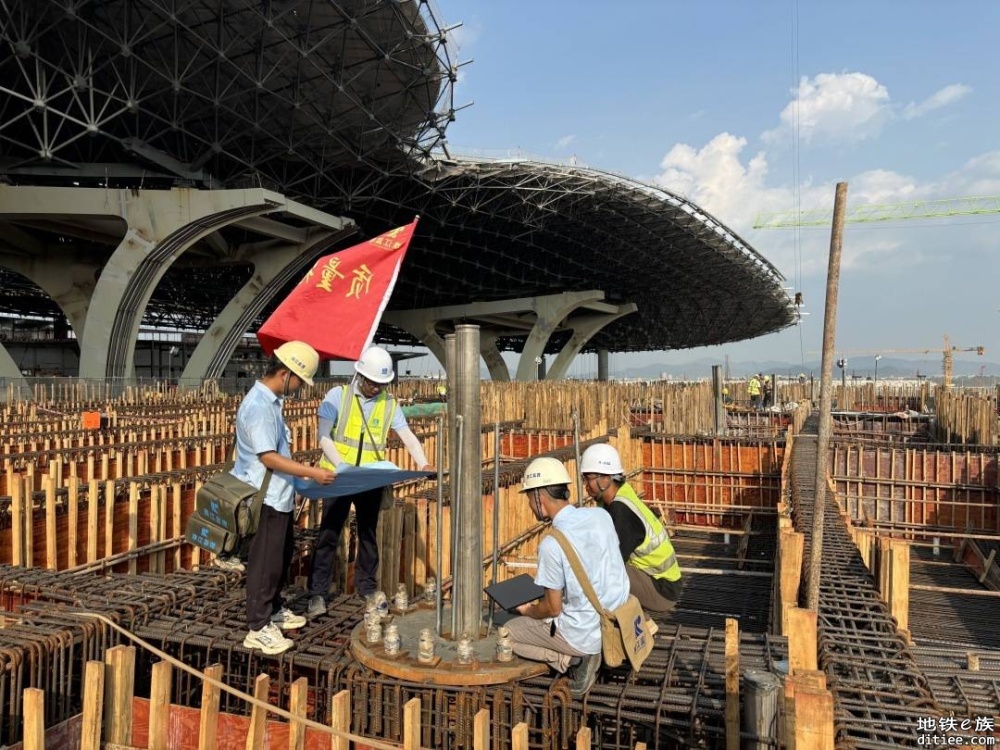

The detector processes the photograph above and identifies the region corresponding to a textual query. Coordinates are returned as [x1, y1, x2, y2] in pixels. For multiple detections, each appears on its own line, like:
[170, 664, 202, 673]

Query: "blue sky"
[403, 0, 1000, 378]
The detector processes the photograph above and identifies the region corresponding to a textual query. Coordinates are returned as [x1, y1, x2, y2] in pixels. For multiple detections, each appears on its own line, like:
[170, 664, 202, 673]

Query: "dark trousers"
[245, 504, 294, 630]
[308, 487, 383, 598]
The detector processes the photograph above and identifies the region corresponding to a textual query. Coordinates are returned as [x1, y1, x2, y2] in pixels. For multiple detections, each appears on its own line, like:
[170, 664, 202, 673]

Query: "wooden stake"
[330, 688, 350, 750]
[470, 709, 490, 750]
[80, 660, 105, 750]
[11, 477, 23, 567]
[87, 478, 99, 563]
[128, 481, 139, 575]
[793, 684, 834, 750]
[788, 607, 818, 674]
[246, 673, 271, 750]
[44, 475, 57, 570]
[725, 618, 740, 750]
[104, 479, 115, 559]
[512, 722, 529, 750]
[104, 645, 136, 746]
[289, 677, 309, 750]
[403, 697, 421, 750]
[198, 663, 224, 750]
[889, 539, 910, 632]
[23, 687, 45, 750]
[575, 726, 592, 750]
[149, 660, 172, 750]
[68, 475, 79, 567]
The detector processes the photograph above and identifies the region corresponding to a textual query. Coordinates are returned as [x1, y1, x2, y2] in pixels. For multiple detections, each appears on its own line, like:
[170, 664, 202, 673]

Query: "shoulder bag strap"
[547, 528, 605, 615]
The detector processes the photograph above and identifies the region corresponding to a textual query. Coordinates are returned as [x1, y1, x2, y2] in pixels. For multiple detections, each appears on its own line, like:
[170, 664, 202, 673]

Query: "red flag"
[257, 218, 418, 361]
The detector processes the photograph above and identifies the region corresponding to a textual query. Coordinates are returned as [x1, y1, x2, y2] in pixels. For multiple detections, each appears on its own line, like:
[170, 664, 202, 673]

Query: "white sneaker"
[243, 622, 293, 655]
[307, 596, 327, 619]
[270, 607, 307, 630]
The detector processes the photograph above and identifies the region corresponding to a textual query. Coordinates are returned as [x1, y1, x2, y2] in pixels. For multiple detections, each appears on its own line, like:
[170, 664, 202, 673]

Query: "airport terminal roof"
[0, 0, 797, 356]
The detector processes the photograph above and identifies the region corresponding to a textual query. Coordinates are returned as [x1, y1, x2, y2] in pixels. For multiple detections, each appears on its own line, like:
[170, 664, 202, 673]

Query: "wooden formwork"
[830, 442, 1000, 533]
[639, 436, 786, 527]
[935, 388, 999, 445]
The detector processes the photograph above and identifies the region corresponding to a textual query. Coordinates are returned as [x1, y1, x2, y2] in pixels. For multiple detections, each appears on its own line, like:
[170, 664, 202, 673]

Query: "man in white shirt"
[504, 457, 629, 696]
[307, 346, 433, 617]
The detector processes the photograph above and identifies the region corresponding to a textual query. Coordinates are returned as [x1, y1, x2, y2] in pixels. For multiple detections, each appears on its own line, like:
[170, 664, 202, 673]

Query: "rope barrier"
[66, 610, 411, 750]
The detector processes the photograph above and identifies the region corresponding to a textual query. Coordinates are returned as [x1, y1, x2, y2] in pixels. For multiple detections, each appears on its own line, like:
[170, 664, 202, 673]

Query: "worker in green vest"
[580, 443, 682, 615]
[747, 374, 762, 410]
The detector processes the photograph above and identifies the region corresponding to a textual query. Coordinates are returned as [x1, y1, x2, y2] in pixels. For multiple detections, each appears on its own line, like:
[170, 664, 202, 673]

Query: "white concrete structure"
[0, 186, 353, 387]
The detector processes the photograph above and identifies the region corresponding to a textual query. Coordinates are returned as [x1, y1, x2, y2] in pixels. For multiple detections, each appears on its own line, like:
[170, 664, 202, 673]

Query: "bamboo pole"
[808, 181, 848, 611]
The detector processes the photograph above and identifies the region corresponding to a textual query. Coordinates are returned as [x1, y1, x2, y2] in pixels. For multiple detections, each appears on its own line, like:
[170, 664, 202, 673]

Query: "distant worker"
[580, 444, 682, 616]
[747, 374, 762, 410]
[307, 346, 434, 618]
[762, 374, 774, 409]
[722, 384, 731, 404]
[234, 342, 336, 655]
[506, 457, 629, 696]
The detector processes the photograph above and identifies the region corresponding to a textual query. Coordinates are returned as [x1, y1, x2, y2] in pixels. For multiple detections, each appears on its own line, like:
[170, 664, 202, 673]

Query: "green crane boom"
[753, 195, 1000, 229]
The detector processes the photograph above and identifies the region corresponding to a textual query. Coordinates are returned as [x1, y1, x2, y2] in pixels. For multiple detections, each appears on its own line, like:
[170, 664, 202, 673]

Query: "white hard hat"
[521, 457, 571, 493]
[274, 341, 319, 386]
[355, 346, 395, 383]
[580, 443, 624, 475]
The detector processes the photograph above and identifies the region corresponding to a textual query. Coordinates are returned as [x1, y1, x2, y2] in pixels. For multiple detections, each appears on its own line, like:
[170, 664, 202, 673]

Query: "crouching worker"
[505, 457, 629, 696]
[581, 443, 682, 616]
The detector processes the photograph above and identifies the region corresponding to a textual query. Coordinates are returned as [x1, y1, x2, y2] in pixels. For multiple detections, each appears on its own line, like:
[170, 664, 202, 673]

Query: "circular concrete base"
[350, 608, 547, 686]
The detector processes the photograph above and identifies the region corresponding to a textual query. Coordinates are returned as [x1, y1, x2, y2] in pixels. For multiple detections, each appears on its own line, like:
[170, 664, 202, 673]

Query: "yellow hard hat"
[274, 341, 319, 385]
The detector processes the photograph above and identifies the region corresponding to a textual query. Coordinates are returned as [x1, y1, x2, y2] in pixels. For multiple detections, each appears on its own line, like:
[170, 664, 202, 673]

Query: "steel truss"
[0, 1, 796, 355]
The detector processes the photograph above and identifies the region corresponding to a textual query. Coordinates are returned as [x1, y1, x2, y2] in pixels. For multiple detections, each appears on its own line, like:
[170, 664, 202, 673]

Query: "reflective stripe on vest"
[318, 385, 396, 469]
[614, 483, 681, 581]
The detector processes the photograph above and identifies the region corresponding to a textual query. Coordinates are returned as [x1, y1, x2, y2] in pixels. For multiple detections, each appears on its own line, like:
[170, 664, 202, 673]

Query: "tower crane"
[826, 336, 984, 388]
[753, 195, 1000, 229]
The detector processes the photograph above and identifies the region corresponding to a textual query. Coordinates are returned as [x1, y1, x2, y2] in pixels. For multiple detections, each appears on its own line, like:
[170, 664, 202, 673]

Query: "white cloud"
[554, 134, 576, 150]
[652, 134, 1000, 277]
[903, 83, 971, 120]
[763, 72, 891, 145]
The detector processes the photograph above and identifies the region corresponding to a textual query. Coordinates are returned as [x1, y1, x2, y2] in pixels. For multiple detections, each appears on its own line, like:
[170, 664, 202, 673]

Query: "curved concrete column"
[1, 255, 103, 342]
[0, 186, 350, 382]
[479, 330, 510, 381]
[84, 192, 283, 380]
[514, 291, 607, 381]
[546, 303, 637, 380]
[181, 231, 353, 382]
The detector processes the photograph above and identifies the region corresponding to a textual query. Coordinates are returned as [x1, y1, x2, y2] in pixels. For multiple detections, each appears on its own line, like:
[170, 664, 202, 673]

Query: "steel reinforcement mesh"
[0, 563, 786, 749]
[790, 421, 943, 748]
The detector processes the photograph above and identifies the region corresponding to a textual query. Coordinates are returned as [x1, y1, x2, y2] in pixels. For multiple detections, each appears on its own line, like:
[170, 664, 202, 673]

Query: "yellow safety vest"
[748, 377, 761, 396]
[614, 483, 681, 582]
[318, 386, 397, 469]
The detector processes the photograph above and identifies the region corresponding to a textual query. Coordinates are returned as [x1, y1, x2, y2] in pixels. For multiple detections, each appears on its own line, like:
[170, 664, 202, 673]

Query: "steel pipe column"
[453, 325, 482, 640]
[597, 349, 609, 381]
